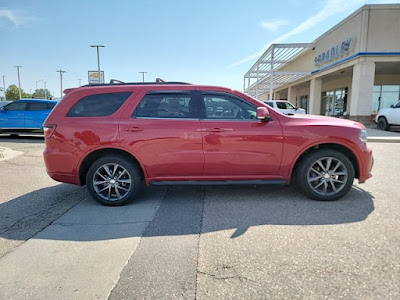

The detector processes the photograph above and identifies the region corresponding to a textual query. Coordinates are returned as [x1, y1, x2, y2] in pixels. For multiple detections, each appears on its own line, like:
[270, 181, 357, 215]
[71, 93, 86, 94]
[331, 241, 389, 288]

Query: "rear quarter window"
[67, 92, 132, 117]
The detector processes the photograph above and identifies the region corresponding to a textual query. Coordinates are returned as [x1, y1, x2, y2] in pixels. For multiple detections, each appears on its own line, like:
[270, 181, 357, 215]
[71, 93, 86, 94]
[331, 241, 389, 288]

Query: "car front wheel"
[86, 155, 141, 206]
[297, 149, 355, 201]
[377, 117, 390, 131]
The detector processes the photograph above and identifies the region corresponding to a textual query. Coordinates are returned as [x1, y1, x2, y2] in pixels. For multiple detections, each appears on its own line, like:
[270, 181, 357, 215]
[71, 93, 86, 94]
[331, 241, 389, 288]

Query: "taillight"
[43, 125, 56, 139]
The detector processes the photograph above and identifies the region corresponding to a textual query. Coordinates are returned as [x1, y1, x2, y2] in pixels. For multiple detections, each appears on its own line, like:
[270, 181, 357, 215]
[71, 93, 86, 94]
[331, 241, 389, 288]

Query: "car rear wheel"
[86, 155, 141, 206]
[297, 149, 355, 201]
[377, 117, 390, 131]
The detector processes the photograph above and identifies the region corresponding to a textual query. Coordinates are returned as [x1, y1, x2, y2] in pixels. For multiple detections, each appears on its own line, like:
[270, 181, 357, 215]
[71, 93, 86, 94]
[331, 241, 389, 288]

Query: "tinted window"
[134, 92, 200, 119]
[266, 102, 273, 107]
[4, 101, 27, 111]
[28, 102, 48, 111]
[67, 92, 132, 117]
[46, 102, 57, 110]
[201, 94, 256, 120]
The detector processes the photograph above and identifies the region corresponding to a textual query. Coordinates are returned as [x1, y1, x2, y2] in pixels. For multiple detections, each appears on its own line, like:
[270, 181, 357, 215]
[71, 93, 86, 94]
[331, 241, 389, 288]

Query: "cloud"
[259, 19, 289, 32]
[229, 0, 365, 68]
[0, 8, 30, 26]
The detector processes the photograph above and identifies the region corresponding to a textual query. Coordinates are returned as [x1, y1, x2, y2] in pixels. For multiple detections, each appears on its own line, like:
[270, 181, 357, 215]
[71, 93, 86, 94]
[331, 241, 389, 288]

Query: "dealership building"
[244, 4, 400, 124]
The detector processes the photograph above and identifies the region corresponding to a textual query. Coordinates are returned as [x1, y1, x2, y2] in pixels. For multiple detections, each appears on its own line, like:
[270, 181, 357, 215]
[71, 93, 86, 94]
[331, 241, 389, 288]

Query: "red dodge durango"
[43, 81, 373, 205]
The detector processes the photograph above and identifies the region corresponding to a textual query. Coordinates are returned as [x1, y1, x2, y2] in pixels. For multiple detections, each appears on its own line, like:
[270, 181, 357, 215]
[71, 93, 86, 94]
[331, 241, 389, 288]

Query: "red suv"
[43, 81, 373, 205]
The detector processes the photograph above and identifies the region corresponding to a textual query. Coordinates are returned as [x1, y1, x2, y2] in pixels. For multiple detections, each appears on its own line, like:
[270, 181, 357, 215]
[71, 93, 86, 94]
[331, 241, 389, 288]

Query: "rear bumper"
[46, 171, 80, 185]
[43, 148, 81, 185]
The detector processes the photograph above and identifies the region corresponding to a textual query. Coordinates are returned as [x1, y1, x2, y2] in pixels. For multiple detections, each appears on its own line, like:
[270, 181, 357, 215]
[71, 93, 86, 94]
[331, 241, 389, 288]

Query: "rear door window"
[133, 92, 202, 119]
[67, 92, 132, 117]
[28, 102, 48, 111]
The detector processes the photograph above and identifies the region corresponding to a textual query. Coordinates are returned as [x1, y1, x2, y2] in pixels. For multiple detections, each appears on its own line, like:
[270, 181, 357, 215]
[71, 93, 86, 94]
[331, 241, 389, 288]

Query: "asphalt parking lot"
[0, 135, 399, 299]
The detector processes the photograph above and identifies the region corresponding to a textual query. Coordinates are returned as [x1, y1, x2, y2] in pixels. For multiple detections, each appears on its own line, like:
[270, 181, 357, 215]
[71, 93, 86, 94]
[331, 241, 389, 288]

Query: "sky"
[0, 0, 397, 98]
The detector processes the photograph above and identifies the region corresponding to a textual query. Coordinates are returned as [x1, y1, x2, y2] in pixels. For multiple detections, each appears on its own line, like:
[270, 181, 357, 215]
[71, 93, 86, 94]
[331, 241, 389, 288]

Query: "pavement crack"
[197, 270, 258, 283]
[194, 187, 205, 300]
[54, 221, 150, 226]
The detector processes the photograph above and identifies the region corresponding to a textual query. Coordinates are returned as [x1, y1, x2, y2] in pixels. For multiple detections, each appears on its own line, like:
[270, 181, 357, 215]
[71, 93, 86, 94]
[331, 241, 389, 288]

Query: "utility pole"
[14, 66, 22, 99]
[44, 81, 47, 99]
[56, 70, 66, 97]
[2, 75, 6, 101]
[90, 45, 105, 84]
[139, 71, 147, 82]
[78, 78, 82, 86]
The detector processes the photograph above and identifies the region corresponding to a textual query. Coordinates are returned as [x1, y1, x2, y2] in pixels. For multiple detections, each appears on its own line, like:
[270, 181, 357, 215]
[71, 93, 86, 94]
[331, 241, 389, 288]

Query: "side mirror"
[257, 107, 270, 121]
[390, 104, 394, 108]
[0, 106, 5, 112]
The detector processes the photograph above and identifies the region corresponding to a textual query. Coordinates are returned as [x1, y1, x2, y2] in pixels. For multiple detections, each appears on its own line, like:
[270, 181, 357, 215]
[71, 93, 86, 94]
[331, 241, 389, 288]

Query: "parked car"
[43, 81, 373, 206]
[264, 100, 306, 115]
[376, 101, 400, 130]
[0, 99, 58, 135]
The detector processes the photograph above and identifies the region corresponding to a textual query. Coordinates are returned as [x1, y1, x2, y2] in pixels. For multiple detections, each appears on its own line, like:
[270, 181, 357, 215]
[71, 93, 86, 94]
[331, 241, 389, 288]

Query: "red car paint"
[43, 84, 373, 187]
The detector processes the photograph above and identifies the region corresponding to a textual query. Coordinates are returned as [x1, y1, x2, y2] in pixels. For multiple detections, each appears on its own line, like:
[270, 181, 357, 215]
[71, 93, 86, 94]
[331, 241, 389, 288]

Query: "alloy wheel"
[93, 163, 132, 201]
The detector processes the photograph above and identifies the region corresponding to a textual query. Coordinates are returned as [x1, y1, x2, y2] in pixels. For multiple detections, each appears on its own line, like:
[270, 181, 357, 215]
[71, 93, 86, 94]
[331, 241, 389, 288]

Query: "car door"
[0, 101, 27, 129]
[198, 91, 284, 177]
[119, 90, 204, 180]
[25, 102, 52, 129]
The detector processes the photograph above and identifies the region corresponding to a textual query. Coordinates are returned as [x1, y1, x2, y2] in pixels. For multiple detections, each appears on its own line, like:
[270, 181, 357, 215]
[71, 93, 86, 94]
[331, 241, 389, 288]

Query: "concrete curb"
[367, 137, 400, 143]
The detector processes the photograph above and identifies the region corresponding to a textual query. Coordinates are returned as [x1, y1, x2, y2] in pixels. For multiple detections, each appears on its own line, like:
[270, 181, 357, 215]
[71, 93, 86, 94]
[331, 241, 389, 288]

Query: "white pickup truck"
[264, 100, 306, 115]
[376, 101, 400, 130]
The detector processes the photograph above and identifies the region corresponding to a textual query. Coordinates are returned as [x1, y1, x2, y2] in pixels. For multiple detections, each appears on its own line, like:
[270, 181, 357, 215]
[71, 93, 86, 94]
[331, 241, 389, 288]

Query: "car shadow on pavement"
[0, 184, 374, 242]
[0, 183, 88, 244]
[0, 135, 44, 143]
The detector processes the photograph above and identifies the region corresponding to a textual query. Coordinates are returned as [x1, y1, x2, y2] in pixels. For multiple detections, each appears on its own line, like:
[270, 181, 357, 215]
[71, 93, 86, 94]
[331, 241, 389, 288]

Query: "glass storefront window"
[321, 88, 348, 116]
[299, 95, 308, 113]
[372, 85, 400, 114]
[381, 85, 400, 92]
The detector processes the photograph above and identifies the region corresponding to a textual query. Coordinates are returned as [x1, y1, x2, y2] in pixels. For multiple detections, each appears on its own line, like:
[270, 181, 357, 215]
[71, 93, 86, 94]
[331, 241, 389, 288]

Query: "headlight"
[359, 129, 367, 143]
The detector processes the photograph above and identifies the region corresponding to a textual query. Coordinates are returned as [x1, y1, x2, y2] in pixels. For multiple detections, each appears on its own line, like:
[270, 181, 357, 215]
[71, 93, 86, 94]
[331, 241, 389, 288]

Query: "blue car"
[0, 99, 58, 135]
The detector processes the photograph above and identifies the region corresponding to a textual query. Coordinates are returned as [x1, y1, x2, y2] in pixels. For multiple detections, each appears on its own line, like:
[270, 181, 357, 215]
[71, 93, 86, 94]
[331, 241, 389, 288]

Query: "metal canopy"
[244, 43, 315, 100]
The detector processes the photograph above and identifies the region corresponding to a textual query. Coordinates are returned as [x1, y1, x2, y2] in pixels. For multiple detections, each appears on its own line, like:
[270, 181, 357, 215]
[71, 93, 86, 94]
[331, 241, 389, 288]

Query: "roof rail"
[82, 78, 191, 87]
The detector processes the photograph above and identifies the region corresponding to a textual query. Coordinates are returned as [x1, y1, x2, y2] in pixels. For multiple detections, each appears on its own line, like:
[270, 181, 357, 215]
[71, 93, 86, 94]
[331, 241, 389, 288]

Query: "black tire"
[86, 155, 141, 206]
[297, 149, 355, 201]
[377, 117, 390, 131]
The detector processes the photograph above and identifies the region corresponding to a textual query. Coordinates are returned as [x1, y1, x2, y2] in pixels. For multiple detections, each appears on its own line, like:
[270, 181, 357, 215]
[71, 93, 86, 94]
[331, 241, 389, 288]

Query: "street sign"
[88, 71, 105, 84]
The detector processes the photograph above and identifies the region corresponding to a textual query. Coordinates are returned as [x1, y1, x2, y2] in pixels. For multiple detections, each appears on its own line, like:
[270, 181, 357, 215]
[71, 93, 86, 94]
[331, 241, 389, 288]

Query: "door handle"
[125, 126, 143, 132]
[206, 128, 233, 132]
[17, 114, 24, 116]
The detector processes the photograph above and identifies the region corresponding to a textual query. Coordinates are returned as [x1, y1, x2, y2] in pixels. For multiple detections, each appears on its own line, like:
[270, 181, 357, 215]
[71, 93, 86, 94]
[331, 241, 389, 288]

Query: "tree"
[5, 85, 20, 100]
[5, 85, 31, 100]
[32, 88, 53, 99]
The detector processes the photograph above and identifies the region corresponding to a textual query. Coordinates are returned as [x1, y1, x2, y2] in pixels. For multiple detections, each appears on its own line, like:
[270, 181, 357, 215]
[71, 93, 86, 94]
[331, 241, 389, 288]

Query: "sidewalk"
[367, 127, 400, 143]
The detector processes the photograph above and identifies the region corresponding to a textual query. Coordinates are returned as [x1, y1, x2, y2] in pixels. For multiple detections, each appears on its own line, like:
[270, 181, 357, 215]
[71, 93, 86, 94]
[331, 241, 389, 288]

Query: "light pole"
[36, 79, 43, 90]
[139, 71, 147, 82]
[90, 45, 105, 84]
[57, 70, 66, 97]
[44, 81, 47, 99]
[78, 78, 82, 86]
[14, 65, 22, 99]
[2, 75, 6, 101]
